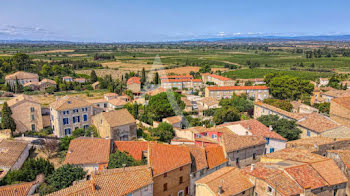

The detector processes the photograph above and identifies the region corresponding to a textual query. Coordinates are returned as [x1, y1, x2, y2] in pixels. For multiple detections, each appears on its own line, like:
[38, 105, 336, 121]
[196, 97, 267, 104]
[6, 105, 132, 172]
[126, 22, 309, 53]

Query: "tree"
[199, 64, 211, 73]
[219, 94, 254, 113]
[141, 67, 146, 85]
[151, 122, 174, 143]
[213, 107, 240, 125]
[153, 72, 160, 84]
[1, 102, 16, 137]
[90, 70, 98, 83]
[40, 64, 52, 76]
[263, 99, 293, 112]
[11, 53, 31, 71]
[314, 102, 330, 114]
[268, 75, 314, 100]
[59, 136, 75, 151]
[146, 91, 184, 122]
[257, 115, 302, 141]
[108, 150, 145, 169]
[46, 164, 86, 191]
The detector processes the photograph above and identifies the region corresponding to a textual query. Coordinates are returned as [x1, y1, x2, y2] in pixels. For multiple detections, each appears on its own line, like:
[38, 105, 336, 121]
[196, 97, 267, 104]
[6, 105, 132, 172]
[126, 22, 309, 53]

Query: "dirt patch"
[157, 66, 228, 75]
[68, 54, 88, 57]
[101, 61, 163, 71]
[32, 49, 75, 54]
[0, 54, 12, 57]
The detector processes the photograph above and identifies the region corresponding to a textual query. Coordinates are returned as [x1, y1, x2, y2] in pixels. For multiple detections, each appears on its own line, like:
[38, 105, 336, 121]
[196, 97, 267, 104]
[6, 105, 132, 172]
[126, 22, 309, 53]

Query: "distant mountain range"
[1, 34, 350, 44]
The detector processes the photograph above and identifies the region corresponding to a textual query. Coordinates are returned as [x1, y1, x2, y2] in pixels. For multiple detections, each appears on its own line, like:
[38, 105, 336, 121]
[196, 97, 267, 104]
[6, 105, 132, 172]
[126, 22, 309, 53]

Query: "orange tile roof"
[262, 148, 328, 163]
[255, 101, 304, 120]
[218, 119, 287, 141]
[114, 141, 148, 161]
[185, 145, 208, 171]
[163, 115, 182, 124]
[146, 87, 167, 96]
[7, 94, 40, 107]
[50, 96, 92, 111]
[297, 113, 340, 133]
[287, 136, 350, 148]
[207, 85, 269, 91]
[5, 71, 39, 80]
[98, 109, 136, 127]
[285, 164, 327, 189]
[108, 98, 127, 107]
[127, 77, 141, 85]
[160, 75, 193, 79]
[310, 159, 348, 186]
[332, 97, 350, 111]
[205, 146, 227, 169]
[0, 139, 28, 168]
[208, 74, 232, 81]
[192, 79, 202, 82]
[196, 167, 254, 196]
[327, 150, 350, 169]
[222, 129, 266, 152]
[0, 181, 36, 196]
[322, 89, 350, 98]
[161, 79, 194, 82]
[64, 137, 111, 165]
[149, 143, 191, 176]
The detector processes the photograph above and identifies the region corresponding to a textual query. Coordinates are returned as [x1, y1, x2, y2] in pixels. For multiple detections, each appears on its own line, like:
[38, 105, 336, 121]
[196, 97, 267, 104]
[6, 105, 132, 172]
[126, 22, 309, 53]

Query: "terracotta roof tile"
[5, 71, 39, 80]
[287, 137, 350, 150]
[127, 77, 141, 85]
[205, 146, 227, 169]
[327, 150, 350, 169]
[64, 137, 111, 165]
[332, 97, 350, 111]
[208, 74, 232, 81]
[40, 78, 57, 85]
[185, 145, 208, 171]
[146, 87, 167, 96]
[108, 98, 127, 107]
[163, 115, 182, 124]
[219, 119, 287, 141]
[0, 139, 28, 168]
[196, 167, 254, 196]
[208, 85, 268, 91]
[262, 148, 328, 163]
[50, 96, 92, 111]
[310, 159, 348, 186]
[0, 181, 36, 196]
[160, 75, 193, 79]
[255, 101, 303, 120]
[114, 141, 148, 161]
[149, 143, 191, 176]
[198, 97, 219, 107]
[298, 113, 340, 133]
[98, 109, 136, 127]
[322, 89, 350, 98]
[7, 94, 40, 107]
[285, 164, 327, 189]
[222, 129, 266, 152]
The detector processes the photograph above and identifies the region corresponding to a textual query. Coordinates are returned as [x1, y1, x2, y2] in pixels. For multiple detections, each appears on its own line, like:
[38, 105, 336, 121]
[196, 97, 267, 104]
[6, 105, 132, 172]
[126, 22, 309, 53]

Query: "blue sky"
[0, 0, 349, 42]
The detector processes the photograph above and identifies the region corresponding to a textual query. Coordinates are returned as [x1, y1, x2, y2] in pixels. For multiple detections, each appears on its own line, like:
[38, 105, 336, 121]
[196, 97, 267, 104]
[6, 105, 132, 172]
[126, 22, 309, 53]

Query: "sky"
[0, 0, 349, 42]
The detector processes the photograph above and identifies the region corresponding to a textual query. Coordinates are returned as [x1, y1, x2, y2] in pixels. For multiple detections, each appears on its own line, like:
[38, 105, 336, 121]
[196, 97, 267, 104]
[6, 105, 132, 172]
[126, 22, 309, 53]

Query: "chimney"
[247, 125, 251, 130]
[251, 164, 255, 171]
[217, 186, 224, 195]
[122, 164, 126, 170]
[245, 131, 249, 135]
[269, 125, 273, 131]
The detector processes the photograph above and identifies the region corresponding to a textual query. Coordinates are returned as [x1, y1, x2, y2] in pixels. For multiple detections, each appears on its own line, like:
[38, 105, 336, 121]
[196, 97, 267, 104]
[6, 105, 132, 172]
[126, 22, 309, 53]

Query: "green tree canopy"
[1, 102, 16, 136]
[90, 70, 98, 83]
[151, 122, 175, 143]
[11, 53, 31, 71]
[46, 164, 86, 191]
[263, 98, 293, 112]
[199, 64, 211, 73]
[108, 150, 145, 169]
[257, 115, 302, 141]
[219, 94, 254, 112]
[213, 106, 240, 125]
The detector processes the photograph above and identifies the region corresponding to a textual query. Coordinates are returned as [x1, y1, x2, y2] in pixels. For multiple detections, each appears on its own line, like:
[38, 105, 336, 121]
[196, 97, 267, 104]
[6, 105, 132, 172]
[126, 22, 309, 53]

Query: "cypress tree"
[1, 102, 16, 137]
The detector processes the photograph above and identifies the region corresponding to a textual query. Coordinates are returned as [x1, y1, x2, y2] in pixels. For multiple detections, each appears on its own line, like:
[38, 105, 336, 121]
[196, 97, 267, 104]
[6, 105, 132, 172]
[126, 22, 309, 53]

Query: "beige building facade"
[5, 71, 39, 88]
[205, 86, 270, 100]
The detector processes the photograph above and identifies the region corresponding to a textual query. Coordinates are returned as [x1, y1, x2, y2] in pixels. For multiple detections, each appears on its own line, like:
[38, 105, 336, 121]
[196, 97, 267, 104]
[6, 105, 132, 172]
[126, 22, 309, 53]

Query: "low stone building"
[196, 167, 254, 196]
[197, 97, 219, 110]
[92, 109, 137, 141]
[201, 73, 236, 86]
[64, 137, 112, 173]
[127, 76, 141, 94]
[205, 86, 269, 100]
[0, 139, 30, 179]
[330, 97, 350, 128]
[243, 148, 348, 196]
[291, 100, 319, 114]
[162, 115, 183, 129]
[39, 79, 56, 91]
[6, 94, 44, 133]
[321, 89, 350, 102]
[62, 76, 73, 82]
[5, 71, 39, 88]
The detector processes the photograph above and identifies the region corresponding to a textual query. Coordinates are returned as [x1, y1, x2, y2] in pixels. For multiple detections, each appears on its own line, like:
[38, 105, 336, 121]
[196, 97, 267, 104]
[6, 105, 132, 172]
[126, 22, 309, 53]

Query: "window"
[270, 148, 275, 153]
[163, 183, 168, 191]
[185, 187, 189, 195]
[178, 190, 184, 196]
[267, 186, 273, 194]
[179, 176, 183, 184]
[83, 114, 88, 121]
[64, 128, 71, 135]
[30, 107, 34, 112]
[211, 134, 217, 139]
[63, 118, 69, 125]
[73, 116, 80, 123]
[196, 134, 201, 138]
[73, 109, 78, 113]
[31, 114, 35, 121]
[83, 125, 89, 130]
[126, 194, 132, 196]
[31, 124, 35, 131]
[253, 153, 256, 160]
[104, 103, 107, 108]
[164, 172, 167, 178]
[203, 133, 207, 136]
[266, 138, 270, 145]
[180, 166, 183, 171]
[200, 170, 204, 176]
[307, 130, 311, 137]
[236, 158, 239, 164]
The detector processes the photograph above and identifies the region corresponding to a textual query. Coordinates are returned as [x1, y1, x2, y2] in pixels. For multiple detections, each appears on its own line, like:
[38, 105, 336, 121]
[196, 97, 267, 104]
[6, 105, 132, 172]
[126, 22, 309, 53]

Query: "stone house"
[62, 76, 73, 82]
[218, 119, 287, 154]
[5, 71, 39, 88]
[330, 97, 350, 128]
[47, 165, 153, 196]
[327, 150, 350, 194]
[291, 100, 319, 114]
[201, 73, 235, 86]
[205, 86, 270, 100]
[197, 97, 219, 110]
[162, 115, 183, 128]
[196, 167, 254, 196]
[0, 139, 30, 178]
[107, 98, 127, 110]
[127, 76, 141, 94]
[161, 79, 203, 90]
[39, 79, 56, 91]
[319, 77, 329, 86]
[321, 89, 350, 102]
[243, 148, 348, 196]
[254, 101, 304, 121]
[50, 96, 94, 137]
[92, 109, 137, 141]
[6, 94, 44, 133]
[64, 137, 112, 173]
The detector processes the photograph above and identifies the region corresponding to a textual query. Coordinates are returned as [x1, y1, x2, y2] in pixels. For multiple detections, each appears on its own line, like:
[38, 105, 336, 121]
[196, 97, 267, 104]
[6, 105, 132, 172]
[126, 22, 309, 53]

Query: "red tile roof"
[297, 113, 340, 133]
[222, 129, 266, 152]
[0, 181, 36, 196]
[185, 145, 208, 171]
[207, 86, 269, 91]
[218, 119, 287, 141]
[310, 159, 348, 186]
[205, 146, 227, 169]
[192, 79, 202, 82]
[149, 143, 191, 176]
[127, 77, 141, 85]
[114, 141, 148, 161]
[332, 97, 350, 111]
[285, 164, 327, 189]
[160, 75, 193, 79]
[208, 74, 232, 81]
[64, 137, 111, 165]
